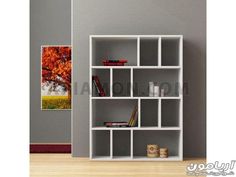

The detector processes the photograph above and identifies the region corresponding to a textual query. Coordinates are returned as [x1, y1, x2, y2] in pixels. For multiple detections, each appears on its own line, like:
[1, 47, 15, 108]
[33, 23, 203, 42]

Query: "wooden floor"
[30, 154, 206, 177]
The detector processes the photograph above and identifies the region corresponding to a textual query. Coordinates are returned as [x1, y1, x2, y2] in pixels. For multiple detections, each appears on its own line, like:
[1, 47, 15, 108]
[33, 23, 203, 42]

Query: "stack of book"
[102, 59, 128, 66]
[104, 104, 138, 127]
[104, 122, 129, 127]
[92, 75, 106, 96]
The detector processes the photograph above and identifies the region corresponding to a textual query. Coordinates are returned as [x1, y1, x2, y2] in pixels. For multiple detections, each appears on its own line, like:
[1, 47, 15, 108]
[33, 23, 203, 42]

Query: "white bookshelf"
[89, 35, 183, 161]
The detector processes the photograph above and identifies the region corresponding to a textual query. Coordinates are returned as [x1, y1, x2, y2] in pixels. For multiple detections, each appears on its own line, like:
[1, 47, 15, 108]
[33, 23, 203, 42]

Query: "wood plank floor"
[30, 154, 206, 177]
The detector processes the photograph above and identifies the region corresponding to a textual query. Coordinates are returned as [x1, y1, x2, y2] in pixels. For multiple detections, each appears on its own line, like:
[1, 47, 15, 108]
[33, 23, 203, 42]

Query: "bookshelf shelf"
[91, 96, 181, 100]
[91, 156, 181, 161]
[90, 35, 183, 161]
[132, 156, 181, 161]
[91, 66, 181, 69]
[91, 97, 136, 99]
[91, 127, 181, 130]
[112, 156, 132, 160]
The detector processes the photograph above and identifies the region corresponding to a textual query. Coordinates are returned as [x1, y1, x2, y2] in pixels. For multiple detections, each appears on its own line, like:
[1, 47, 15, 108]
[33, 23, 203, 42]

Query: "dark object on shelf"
[102, 59, 128, 66]
[104, 121, 129, 127]
[92, 75, 106, 96]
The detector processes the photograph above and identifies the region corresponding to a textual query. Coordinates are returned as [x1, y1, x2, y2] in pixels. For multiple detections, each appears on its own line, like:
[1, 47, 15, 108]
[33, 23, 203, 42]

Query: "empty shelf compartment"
[113, 130, 131, 157]
[92, 130, 110, 158]
[161, 99, 180, 127]
[140, 38, 159, 66]
[141, 99, 158, 127]
[113, 69, 131, 97]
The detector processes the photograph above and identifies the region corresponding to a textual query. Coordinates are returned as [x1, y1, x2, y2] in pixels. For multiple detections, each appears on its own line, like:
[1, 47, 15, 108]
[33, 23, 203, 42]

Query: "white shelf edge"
[91, 156, 181, 161]
[110, 68, 113, 97]
[158, 37, 162, 66]
[137, 37, 140, 66]
[91, 96, 181, 100]
[130, 68, 133, 97]
[138, 97, 181, 99]
[89, 36, 92, 159]
[91, 97, 138, 99]
[92, 127, 181, 130]
[158, 99, 161, 128]
[130, 130, 133, 158]
[133, 127, 181, 130]
[179, 36, 184, 160]
[138, 98, 141, 128]
[90, 35, 183, 38]
[132, 156, 181, 161]
[112, 156, 133, 160]
[91, 66, 181, 69]
[110, 130, 113, 159]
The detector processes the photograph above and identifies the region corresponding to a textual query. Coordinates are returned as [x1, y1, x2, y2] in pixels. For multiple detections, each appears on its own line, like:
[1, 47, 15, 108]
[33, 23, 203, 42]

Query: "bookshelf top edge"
[89, 35, 183, 39]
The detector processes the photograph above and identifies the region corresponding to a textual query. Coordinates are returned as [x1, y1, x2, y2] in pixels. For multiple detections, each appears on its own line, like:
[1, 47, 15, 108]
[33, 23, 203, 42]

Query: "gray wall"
[73, 0, 206, 157]
[30, 0, 71, 143]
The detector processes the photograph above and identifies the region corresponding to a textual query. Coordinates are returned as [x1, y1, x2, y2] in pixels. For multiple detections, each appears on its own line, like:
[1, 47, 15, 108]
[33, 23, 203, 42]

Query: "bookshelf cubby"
[92, 37, 137, 66]
[113, 130, 131, 158]
[161, 37, 180, 66]
[92, 99, 138, 127]
[92, 130, 110, 159]
[141, 99, 158, 127]
[133, 130, 180, 160]
[140, 37, 159, 66]
[113, 69, 131, 97]
[92, 69, 110, 97]
[133, 69, 180, 97]
[161, 99, 180, 127]
[90, 35, 183, 161]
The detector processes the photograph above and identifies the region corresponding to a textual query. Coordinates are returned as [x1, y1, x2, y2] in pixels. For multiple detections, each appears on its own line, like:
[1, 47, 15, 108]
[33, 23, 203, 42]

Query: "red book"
[92, 75, 106, 96]
[118, 59, 128, 63]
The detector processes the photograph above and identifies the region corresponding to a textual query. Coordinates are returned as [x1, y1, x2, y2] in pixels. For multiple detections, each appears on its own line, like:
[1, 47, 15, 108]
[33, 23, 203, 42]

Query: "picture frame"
[41, 45, 72, 110]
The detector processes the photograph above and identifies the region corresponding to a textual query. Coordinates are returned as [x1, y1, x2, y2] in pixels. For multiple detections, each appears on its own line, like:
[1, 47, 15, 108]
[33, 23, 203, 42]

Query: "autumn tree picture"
[41, 46, 71, 110]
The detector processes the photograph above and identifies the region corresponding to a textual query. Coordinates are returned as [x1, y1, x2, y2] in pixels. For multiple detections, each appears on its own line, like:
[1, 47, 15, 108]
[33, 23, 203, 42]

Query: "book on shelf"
[128, 104, 138, 127]
[103, 59, 128, 63]
[103, 62, 125, 66]
[102, 59, 128, 66]
[92, 75, 106, 97]
[104, 122, 129, 127]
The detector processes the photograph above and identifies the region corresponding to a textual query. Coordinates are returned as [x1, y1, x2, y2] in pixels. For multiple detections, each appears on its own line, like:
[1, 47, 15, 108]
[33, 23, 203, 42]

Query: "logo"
[186, 160, 236, 176]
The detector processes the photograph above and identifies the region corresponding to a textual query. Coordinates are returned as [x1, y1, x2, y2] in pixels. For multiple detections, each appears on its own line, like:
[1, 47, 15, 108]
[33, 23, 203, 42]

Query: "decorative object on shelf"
[160, 147, 168, 158]
[104, 122, 129, 127]
[149, 82, 160, 97]
[41, 45, 71, 110]
[92, 75, 106, 96]
[147, 144, 159, 158]
[102, 59, 128, 66]
[149, 82, 154, 96]
[128, 104, 138, 127]
[154, 85, 160, 97]
[161, 89, 165, 97]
